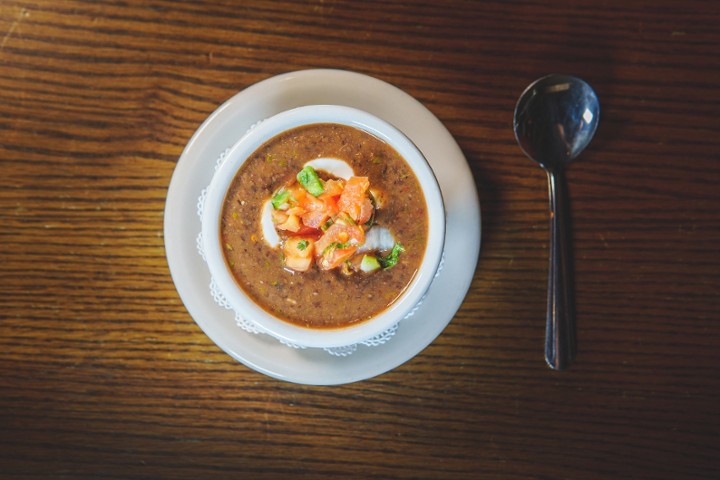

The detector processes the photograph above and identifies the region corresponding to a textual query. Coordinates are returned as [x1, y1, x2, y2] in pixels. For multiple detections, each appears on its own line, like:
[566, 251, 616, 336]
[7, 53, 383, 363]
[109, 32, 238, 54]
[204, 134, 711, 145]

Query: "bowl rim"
[201, 104, 445, 348]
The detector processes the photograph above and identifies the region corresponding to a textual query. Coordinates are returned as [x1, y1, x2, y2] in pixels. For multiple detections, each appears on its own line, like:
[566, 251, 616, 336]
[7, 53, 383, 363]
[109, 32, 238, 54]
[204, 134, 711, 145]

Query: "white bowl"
[202, 105, 445, 349]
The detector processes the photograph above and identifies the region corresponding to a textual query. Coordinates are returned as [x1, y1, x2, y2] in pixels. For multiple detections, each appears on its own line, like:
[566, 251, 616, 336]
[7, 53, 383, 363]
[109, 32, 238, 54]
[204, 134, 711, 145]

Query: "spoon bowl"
[515, 74, 599, 169]
[513, 74, 599, 370]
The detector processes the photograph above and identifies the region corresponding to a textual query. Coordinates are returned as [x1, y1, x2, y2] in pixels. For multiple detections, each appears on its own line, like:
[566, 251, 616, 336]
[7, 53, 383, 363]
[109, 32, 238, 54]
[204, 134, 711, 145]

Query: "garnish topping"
[296, 166, 325, 197]
[379, 243, 405, 269]
[269, 165, 404, 274]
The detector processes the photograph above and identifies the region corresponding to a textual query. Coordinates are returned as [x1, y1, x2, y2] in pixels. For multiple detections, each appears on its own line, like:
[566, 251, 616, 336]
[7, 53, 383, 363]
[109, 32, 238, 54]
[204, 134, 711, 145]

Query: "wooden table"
[2, 1, 718, 478]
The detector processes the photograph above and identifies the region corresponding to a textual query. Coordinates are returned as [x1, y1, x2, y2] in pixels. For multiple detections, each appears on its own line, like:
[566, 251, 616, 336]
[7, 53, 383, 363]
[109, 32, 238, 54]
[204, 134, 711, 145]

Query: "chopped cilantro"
[379, 243, 405, 269]
[297, 239, 309, 251]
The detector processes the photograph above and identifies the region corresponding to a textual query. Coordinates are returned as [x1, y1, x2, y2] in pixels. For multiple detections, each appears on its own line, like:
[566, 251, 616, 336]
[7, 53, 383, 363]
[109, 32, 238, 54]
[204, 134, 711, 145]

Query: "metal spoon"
[513, 74, 599, 370]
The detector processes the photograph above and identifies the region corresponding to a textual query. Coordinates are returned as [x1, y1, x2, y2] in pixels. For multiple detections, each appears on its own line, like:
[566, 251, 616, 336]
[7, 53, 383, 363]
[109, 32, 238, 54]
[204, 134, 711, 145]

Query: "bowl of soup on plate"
[201, 105, 445, 349]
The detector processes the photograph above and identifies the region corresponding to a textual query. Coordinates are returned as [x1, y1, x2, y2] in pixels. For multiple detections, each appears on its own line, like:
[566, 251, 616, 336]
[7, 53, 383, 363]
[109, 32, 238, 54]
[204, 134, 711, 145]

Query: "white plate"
[164, 69, 481, 385]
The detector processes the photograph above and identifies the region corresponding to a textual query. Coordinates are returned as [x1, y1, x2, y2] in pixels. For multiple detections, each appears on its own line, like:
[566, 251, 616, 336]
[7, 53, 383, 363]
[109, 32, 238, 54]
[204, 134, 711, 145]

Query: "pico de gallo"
[269, 165, 403, 274]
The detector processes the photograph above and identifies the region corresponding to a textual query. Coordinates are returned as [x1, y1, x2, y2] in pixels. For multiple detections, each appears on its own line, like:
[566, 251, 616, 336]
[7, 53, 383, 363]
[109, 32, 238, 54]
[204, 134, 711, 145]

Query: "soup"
[220, 123, 428, 329]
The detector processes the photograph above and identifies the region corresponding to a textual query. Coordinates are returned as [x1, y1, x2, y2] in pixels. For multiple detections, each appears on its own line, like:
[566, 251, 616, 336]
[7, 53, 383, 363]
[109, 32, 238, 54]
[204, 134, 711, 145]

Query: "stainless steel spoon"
[513, 74, 600, 370]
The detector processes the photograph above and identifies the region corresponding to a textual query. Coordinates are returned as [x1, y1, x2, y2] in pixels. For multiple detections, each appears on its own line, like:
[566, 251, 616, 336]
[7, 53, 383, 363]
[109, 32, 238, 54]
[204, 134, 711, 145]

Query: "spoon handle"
[545, 168, 576, 370]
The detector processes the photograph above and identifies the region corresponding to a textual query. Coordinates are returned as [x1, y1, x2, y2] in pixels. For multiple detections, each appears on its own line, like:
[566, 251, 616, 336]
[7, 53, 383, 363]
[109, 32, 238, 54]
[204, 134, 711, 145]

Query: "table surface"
[2, 1, 719, 478]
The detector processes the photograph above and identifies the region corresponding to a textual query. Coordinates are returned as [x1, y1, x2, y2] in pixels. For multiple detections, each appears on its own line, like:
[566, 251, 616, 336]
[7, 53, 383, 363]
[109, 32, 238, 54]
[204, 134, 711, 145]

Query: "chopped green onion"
[321, 241, 352, 256]
[360, 255, 381, 273]
[337, 212, 356, 226]
[297, 166, 324, 197]
[321, 243, 336, 256]
[271, 189, 291, 209]
[321, 218, 334, 231]
[379, 243, 405, 269]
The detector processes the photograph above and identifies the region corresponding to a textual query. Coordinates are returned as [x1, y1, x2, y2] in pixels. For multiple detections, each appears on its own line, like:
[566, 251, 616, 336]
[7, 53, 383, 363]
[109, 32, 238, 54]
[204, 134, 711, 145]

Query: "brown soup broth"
[220, 123, 428, 329]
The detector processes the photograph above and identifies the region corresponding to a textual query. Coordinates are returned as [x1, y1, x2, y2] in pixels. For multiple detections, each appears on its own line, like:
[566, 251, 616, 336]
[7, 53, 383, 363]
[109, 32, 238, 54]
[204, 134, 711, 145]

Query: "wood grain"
[1, 0, 719, 478]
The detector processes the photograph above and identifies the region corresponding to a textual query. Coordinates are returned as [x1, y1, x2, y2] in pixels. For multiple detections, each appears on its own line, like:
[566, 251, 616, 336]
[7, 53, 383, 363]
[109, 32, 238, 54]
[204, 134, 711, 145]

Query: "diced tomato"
[315, 220, 365, 253]
[283, 236, 315, 272]
[295, 224, 322, 236]
[301, 210, 329, 229]
[286, 206, 306, 217]
[285, 255, 312, 272]
[337, 176, 372, 223]
[317, 245, 356, 270]
[297, 194, 326, 228]
[284, 236, 315, 258]
[290, 181, 338, 229]
[357, 197, 374, 225]
[289, 185, 308, 201]
[276, 213, 302, 232]
[271, 209, 288, 226]
[301, 191, 324, 210]
[322, 178, 345, 197]
[322, 194, 339, 217]
[314, 220, 365, 261]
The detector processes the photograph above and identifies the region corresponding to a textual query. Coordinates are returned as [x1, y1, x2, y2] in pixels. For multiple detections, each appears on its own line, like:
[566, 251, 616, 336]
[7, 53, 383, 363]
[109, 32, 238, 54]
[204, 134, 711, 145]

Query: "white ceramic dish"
[164, 69, 481, 385]
[201, 105, 446, 349]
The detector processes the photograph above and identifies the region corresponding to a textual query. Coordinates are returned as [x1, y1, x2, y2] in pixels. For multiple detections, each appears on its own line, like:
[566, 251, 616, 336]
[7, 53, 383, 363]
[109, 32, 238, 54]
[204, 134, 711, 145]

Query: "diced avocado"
[271, 189, 291, 209]
[360, 255, 381, 273]
[296, 166, 324, 196]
